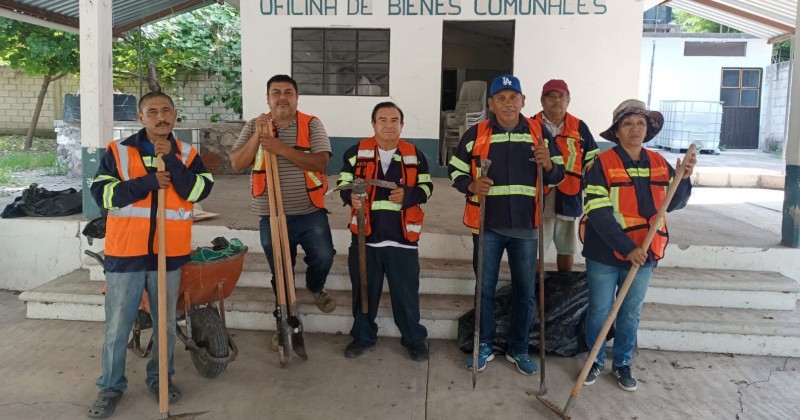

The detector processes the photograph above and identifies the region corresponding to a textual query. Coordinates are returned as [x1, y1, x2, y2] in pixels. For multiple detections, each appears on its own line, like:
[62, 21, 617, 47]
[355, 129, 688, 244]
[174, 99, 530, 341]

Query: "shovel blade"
[288, 316, 308, 360]
[276, 317, 293, 367]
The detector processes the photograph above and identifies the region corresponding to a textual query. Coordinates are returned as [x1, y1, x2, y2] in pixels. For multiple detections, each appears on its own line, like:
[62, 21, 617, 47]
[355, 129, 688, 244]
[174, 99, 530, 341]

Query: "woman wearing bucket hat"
[578, 99, 696, 392]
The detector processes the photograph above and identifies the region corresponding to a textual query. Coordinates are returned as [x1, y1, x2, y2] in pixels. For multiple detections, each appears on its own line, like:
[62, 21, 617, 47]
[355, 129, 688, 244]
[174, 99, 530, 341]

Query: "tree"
[0, 17, 79, 150]
[113, 3, 242, 120]
[672, 10, 741, 33]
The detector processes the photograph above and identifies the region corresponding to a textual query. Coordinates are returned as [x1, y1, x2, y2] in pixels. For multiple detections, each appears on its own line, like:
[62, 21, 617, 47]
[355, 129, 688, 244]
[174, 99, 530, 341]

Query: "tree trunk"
[24, 73, 65, 151]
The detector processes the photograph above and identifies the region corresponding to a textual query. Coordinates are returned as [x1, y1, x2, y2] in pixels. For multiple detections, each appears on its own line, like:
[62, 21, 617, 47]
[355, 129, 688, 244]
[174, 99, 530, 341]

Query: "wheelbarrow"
[83, 216, 246, 379]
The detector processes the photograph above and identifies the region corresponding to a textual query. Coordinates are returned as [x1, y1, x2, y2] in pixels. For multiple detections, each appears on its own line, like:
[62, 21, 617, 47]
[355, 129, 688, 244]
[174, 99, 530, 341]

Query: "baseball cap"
[541, 79, 569, 97]
[489, 75, 523, 97]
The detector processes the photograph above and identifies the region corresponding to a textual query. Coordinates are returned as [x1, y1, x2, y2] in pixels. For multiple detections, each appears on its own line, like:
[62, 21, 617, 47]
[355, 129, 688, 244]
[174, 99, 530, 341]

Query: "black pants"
[348, 244, 428, 348]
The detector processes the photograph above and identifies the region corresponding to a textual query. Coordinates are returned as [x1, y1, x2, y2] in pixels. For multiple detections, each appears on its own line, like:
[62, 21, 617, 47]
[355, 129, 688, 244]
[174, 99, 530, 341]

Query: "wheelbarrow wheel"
[190, 306, 229, 378]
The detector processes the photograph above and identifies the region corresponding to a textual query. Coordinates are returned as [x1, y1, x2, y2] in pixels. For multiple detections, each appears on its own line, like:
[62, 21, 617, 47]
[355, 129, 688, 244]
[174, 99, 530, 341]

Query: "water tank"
[63, 93, 138, 122]
[653, 100, 722, 153]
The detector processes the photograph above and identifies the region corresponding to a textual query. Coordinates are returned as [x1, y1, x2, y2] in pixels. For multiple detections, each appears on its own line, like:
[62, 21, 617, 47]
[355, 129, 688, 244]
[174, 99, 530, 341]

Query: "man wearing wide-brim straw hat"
[578, 99, 696, 392]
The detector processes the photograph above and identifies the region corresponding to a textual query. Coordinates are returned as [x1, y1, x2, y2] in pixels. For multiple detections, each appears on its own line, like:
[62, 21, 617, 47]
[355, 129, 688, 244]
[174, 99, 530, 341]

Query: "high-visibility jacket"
[105, 140, 196, 257]
[579, 148, 671, 261]
[348, 137, 425, 242]
[251, 111, 327, 209]
[533, 112, 584, 196]
[463, 118, 545, 229]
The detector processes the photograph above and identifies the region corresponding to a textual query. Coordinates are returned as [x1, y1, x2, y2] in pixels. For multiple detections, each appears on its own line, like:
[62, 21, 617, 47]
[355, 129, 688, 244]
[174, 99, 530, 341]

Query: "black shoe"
[408, 341, 429, 362]
[344, 341, 372, 358]
[583, 362, 603, 386]
[612, 364, 638, 392]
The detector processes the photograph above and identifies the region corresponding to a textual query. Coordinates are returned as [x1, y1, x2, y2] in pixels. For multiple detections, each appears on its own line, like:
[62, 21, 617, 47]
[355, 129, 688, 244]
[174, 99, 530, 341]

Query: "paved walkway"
[0, 290, 796, 420]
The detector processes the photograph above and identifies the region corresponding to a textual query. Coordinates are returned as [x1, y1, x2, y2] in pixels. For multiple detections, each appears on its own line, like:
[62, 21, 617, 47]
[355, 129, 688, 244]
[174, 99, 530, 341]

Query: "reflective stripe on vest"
[534, 112, 585, 196]
[343, 137, 425, 242]
[104, 139, 195, 257]
[251, 111, 328, 209]
[579, 148, 670, 261]
[462, 119, 544, 229]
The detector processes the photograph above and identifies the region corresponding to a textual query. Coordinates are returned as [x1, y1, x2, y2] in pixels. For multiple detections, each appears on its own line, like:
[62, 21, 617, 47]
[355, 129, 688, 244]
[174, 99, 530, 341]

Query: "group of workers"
[86, 73, 695, 418]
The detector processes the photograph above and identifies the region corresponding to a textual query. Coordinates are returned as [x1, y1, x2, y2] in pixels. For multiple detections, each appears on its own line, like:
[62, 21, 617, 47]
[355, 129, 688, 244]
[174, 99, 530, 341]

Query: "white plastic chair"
[442, 81, 487, 164]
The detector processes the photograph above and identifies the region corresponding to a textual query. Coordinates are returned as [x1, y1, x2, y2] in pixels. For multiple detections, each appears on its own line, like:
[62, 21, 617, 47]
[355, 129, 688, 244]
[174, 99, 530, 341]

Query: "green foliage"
[114, 3, 242, 119]
[672, 11, 740, 34]
[0, 17, 79, 78]
[773, 40, 791, 63]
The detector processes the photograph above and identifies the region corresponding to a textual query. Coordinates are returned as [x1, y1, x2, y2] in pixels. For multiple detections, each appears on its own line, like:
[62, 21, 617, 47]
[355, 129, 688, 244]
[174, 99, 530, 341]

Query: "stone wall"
[0, 66, 239, 134]
[55, 120, 246, 177]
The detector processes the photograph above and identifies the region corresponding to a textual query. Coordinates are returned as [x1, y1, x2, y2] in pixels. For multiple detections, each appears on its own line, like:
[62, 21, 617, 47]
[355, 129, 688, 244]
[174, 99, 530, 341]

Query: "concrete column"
[79, 0, 114, 220]
[783, 3, 800, 247]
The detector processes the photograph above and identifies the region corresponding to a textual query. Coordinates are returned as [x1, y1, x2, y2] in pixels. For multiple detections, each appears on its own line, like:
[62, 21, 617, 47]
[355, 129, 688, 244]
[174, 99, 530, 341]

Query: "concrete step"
[639, 302, 800, 357]
[86, 253, 800, 310]
[20, 270, 800, 356]
[20, 269, 469, 340]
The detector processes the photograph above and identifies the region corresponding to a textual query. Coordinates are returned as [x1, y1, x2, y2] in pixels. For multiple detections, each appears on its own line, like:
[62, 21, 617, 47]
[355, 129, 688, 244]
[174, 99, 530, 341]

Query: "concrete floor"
[0, 290, 797, 420]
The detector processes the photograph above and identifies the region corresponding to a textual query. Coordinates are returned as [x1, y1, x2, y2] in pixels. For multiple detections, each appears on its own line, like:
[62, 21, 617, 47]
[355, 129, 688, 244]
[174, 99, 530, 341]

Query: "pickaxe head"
[327, 178, 398, 196]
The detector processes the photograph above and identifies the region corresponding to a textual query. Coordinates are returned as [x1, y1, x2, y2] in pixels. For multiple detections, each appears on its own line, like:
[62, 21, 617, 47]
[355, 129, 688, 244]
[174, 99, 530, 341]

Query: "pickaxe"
[328, 179, 400, 313]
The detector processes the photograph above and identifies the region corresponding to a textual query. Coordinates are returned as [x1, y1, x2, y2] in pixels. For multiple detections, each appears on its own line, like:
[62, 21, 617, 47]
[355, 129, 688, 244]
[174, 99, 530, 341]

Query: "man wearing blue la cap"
[448, 75, 565, 375]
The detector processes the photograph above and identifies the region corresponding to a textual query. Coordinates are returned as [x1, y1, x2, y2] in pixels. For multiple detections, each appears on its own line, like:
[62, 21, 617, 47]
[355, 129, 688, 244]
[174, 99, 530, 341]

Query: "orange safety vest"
[579, 148, 670, 261]
[534, 112, 584, 196]
[104, 139, 196, 257]
[462, 118, 545, 229]
[349, 137, 425, 242]
[251, 111, 328, 209]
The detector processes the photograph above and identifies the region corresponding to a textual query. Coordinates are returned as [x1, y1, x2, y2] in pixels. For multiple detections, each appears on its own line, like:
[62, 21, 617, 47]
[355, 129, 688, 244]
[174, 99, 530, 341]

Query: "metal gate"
[720, 67, 762, 149]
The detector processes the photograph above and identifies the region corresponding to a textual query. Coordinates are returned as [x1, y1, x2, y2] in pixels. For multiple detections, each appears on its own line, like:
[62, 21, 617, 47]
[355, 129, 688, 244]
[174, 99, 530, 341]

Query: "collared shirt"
[541, 114, 565, 219]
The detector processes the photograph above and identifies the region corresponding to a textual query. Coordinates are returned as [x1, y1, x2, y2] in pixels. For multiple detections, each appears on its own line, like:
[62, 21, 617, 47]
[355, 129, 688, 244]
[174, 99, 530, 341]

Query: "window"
[684, 42, 746, 57]
[720, 68, 761, 108]
[292, 28, 390, 96]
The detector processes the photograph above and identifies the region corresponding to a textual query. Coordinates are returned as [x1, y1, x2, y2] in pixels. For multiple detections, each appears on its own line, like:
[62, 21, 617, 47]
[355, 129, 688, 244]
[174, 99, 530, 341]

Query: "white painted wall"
[0, 219, 84, 291]
[241, 0, 645, 140]
[639, 35, 773, 112]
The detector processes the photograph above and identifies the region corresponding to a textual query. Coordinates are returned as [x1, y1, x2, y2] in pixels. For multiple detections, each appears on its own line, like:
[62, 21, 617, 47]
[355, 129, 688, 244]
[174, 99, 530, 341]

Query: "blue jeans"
[97, 269, 181, 392]
[472, 230, 538, 355]
[585, 258, 654, 367]
[260, 209, 335, 296]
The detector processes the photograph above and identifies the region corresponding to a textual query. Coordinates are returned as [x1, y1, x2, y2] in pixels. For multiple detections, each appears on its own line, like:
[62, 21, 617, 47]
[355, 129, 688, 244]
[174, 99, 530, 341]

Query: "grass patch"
[0, 134, 57, 154]
[0, 152, 57, 171]
[0, 134, 63, 186]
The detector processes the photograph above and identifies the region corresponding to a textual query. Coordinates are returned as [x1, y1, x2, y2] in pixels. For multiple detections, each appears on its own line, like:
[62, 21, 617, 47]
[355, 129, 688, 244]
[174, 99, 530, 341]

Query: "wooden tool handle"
[156, 155, 169, 416]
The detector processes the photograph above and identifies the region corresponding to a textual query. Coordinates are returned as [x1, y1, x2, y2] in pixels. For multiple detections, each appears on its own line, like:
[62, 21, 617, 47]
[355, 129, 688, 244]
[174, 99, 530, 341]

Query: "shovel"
[537, 145, 696, 419]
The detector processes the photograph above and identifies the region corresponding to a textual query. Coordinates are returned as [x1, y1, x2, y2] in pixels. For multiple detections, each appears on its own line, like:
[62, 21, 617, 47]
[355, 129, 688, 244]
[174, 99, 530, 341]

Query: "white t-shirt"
[378, 147, 396, 175]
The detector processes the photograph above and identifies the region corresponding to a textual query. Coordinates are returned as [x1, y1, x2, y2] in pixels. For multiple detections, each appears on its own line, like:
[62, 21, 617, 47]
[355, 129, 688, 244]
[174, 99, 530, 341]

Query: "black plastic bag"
[458, 271, 608, 357]
[1, 183, 82, 218]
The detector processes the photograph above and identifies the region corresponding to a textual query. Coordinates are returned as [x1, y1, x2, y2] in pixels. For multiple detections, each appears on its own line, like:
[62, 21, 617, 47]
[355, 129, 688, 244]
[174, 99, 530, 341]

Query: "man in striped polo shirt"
[229, 74, 336, 351]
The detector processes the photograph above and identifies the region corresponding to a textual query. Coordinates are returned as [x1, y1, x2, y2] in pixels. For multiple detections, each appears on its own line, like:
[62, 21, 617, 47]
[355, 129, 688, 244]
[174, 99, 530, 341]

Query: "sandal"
[87, 389, 122, 418]
[147, 381, 182, 404]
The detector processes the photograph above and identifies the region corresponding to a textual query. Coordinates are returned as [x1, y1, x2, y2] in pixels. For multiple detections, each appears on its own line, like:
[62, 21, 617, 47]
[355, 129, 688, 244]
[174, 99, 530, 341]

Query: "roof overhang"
[661, 0, 796, 43]
[0, 0, 223, 37]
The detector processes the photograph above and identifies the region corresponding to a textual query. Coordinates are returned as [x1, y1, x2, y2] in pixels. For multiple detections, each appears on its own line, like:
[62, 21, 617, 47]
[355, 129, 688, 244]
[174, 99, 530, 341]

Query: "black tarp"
[458, 271, 612, 357]
[1, 183, 82, 218]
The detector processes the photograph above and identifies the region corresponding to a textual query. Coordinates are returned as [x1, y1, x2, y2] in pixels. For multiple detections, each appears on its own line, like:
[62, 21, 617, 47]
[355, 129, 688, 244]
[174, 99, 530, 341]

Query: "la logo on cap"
[503, 77, 513, 86]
